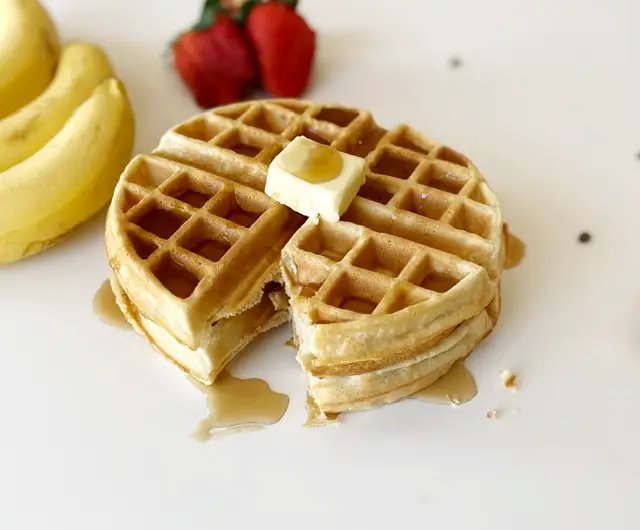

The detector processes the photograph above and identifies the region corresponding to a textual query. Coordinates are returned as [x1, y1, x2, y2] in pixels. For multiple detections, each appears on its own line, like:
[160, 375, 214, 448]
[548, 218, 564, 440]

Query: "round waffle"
[106, 99, 506, 409]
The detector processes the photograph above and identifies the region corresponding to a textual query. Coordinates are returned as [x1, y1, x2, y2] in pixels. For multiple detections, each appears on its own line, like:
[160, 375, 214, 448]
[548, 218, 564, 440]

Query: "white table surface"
[2, 0, 639, 528]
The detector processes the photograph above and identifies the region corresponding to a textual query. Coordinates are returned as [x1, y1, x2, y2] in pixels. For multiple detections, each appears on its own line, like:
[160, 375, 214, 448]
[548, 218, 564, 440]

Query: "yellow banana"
[0, 0, 61, 118]
[0, 78, 135, 264]
[0, 41, 113, 172]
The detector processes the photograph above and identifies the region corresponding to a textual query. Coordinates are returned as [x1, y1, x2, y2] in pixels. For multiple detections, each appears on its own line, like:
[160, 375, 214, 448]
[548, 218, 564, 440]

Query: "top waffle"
[107, 98, 503, 357]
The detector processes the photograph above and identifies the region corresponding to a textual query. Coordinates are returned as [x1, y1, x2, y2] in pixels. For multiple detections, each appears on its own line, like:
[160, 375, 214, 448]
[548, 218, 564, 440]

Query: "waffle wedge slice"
[278, 108, 503, 377]
[110, 275, 289, 384]
[106, 153, 302, 353]
[301, 291, 500, 413]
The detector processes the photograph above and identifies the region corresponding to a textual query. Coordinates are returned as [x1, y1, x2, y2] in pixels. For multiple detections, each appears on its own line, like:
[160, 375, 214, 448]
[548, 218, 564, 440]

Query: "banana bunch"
[0, 0, 135, 264]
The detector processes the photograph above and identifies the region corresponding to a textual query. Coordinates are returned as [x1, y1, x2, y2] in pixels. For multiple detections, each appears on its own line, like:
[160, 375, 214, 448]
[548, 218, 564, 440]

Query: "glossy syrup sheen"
[93, 279, 130, 329]
[192, 371, 289, 441]
[411, 361, 478, 406]
[284, 141, 343, 183]
[505, 232, 526, 269]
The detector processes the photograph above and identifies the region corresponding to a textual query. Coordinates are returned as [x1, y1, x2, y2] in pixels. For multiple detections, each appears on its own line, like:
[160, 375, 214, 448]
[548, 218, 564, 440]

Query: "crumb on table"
[500, 369, 518, 391]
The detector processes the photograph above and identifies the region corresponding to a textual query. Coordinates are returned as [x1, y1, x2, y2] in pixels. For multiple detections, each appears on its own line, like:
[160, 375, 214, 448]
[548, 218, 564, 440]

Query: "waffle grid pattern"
[113, 155, 291, 301]
[285, 221, 483, 324]
[115, 99, 500, 313]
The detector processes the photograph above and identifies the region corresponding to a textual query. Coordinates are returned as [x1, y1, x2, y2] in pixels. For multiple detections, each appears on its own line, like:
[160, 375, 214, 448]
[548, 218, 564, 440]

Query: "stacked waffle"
[106, 99, 505, 415]
[106, 133, 303, 384]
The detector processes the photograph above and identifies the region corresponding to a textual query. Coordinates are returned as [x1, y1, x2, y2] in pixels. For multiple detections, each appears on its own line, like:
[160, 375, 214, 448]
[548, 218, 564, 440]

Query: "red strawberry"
[173, 0, 256, 108]
[245, 1, 316, 98]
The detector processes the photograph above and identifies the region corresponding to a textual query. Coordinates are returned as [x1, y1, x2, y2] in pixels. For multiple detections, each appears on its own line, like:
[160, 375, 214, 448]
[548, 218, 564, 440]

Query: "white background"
[1, 0, 639, 528]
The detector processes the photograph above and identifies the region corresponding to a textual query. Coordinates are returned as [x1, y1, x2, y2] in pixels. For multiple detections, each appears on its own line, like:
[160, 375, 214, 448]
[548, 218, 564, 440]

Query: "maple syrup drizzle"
[504, 233, 526, 269]
[282, 140, 343, 183]
[192, 371, 289, 441]
[411, 361, 477, 406]
[93, 280, 130, 329]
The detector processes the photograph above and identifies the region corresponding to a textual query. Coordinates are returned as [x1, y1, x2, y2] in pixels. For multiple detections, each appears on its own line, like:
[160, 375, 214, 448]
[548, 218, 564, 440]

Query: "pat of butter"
[265, 136, 366, 222]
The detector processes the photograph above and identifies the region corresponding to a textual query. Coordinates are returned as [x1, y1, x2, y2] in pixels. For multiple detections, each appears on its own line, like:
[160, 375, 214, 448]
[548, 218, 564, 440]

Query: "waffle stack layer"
[105, 98, 506, 414]
[105, 128, 303, 384]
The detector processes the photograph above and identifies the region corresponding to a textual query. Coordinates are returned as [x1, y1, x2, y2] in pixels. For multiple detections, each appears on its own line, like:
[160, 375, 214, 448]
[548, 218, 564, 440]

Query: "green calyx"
[169, 0, 227, 50]
[192, 0, 228, 32]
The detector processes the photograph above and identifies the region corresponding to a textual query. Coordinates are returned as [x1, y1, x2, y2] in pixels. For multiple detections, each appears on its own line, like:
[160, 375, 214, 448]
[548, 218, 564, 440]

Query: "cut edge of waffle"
[304, 303, 495, 413]
[280, 216, 499, 372]
[110, 275, 289, 385]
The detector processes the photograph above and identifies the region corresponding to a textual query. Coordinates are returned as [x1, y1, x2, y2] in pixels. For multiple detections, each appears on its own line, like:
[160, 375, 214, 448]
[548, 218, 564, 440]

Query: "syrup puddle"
[93, 280, 130, 329]
[191, 371, 289, 442]
[505, 232, 526, 269]
[411, 361, 477, 406]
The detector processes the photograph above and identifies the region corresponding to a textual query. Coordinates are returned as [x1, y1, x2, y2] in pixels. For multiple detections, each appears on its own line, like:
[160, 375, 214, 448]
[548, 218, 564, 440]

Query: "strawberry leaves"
[192, 0, 227, 31]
